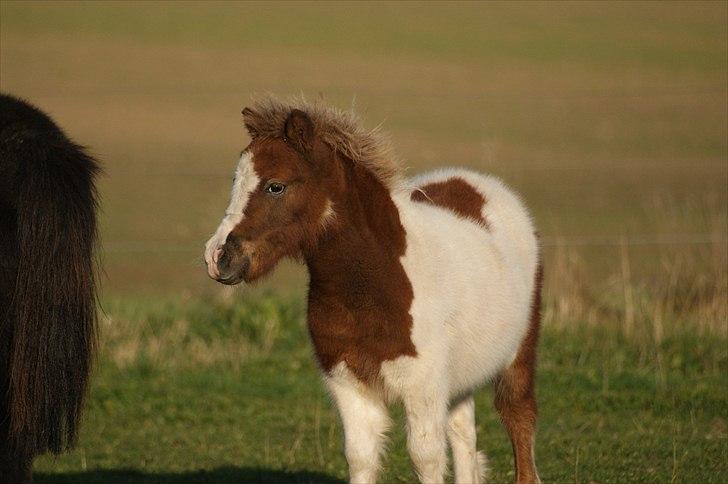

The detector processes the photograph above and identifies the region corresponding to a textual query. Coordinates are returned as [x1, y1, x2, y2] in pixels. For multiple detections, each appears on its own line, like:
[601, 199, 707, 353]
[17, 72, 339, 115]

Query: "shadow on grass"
[35, 467, 345, 483]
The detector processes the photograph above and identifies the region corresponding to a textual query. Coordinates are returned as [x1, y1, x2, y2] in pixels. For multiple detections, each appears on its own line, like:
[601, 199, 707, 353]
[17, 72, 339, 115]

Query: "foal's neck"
[302, 162, 417, 381]
[304, 162, 406, 294]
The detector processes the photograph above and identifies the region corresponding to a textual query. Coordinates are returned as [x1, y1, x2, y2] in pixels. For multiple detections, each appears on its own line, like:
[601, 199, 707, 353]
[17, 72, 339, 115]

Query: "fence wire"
[102, 234, 726, 254]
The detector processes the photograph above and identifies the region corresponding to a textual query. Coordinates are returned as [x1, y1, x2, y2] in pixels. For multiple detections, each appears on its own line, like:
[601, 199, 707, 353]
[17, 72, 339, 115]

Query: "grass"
[1, 1, 726, 482]
[33, 272, 727, 482]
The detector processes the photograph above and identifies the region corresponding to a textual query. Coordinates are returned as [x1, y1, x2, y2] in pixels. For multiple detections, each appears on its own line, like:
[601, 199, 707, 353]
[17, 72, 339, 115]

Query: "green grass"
[33, 294, 727, 483]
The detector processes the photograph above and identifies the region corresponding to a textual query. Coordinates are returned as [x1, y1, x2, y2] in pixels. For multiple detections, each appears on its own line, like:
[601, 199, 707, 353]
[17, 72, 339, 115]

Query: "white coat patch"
[204, 151, 260, 278]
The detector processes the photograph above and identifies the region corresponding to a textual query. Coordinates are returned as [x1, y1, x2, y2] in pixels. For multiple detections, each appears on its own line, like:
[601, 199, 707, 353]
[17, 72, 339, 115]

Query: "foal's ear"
[241, 107, 259, 139]
[284, 109, 315, 153]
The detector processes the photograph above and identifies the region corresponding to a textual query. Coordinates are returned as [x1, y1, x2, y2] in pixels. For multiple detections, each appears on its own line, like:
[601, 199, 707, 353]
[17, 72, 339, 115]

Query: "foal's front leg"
[326, 370, 390, 484]
[403, 390, 449, 483]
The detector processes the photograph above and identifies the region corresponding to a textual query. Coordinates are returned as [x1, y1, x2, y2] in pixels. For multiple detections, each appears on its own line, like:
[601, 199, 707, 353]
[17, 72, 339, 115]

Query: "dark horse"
[0, 94, 99, 482]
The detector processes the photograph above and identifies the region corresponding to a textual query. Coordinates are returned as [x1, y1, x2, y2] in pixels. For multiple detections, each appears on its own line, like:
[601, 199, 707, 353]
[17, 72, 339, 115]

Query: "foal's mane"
[243, 96, 402, 188]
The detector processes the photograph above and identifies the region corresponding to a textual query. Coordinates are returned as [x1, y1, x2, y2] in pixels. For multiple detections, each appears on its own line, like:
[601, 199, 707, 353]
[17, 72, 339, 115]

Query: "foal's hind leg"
[447, 394, 486, 484]
[494, 362, 540, 484]
[494, 268, 542, 484]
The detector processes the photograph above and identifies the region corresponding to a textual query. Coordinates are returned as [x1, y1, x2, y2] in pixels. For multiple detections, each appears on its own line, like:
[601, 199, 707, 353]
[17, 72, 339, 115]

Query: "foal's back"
[409, 167, 537, 275]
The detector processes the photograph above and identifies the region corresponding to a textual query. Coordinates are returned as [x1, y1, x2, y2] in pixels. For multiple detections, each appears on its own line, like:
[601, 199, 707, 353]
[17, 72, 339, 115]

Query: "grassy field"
[27, 206, 728, 483]
[31, 291, 727, 483]
[1, 1, 726, 482]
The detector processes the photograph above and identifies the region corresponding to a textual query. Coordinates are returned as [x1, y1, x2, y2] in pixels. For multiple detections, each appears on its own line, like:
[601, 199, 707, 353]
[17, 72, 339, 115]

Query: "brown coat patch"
[225, 104, 417, 383]
[411, 177, 489, 228]
[305, 157, 417, 383]
[220, 104, 417, 384]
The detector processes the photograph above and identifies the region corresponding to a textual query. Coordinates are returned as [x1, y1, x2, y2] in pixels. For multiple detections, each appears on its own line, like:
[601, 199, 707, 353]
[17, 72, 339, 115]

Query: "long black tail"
[0, 94, 99, 459]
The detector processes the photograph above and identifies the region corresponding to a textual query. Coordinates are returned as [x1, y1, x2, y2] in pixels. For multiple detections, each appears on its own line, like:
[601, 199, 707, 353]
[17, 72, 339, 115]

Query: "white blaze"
[204, 151, 260, 279]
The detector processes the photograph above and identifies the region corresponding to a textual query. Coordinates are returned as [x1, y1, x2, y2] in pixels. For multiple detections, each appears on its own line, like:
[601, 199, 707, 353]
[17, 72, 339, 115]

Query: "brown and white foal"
[204, 97, 542, 484]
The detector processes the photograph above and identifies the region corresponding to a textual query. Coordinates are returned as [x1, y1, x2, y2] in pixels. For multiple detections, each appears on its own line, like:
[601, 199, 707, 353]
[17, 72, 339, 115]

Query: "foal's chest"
[306, 293, 417, 383]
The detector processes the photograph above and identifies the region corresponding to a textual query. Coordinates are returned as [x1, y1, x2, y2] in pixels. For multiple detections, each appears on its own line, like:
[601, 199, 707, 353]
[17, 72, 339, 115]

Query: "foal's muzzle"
[213, 244, 250, 285]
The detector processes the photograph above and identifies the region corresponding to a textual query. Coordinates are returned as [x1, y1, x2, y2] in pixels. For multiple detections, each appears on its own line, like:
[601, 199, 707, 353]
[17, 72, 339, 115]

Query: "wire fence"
[102, 233, 726, 254]
[539, 234, 725, 248]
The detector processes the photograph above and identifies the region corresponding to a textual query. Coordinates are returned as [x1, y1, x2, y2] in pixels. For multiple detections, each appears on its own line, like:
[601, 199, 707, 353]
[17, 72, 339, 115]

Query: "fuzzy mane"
[242, 96, 402, 188]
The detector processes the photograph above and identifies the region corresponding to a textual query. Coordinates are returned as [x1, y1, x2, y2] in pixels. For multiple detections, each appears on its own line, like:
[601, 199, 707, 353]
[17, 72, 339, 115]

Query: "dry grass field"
[1, 1, 726, 482]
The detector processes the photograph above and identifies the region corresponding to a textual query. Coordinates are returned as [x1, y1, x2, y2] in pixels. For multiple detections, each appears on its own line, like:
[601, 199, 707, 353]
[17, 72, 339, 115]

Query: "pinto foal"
[204, 98, 542, 484]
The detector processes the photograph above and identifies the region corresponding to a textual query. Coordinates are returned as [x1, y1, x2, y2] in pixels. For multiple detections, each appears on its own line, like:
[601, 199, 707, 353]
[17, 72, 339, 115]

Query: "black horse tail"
[1, 94, 100, 458]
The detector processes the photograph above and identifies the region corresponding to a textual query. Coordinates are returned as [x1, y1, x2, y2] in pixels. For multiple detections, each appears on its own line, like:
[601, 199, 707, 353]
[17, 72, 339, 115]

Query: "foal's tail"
[7, 131, 99, 458]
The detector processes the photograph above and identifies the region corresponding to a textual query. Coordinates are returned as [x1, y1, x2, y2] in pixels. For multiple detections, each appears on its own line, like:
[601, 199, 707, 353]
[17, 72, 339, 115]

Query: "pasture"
[1, 1, 726, 482]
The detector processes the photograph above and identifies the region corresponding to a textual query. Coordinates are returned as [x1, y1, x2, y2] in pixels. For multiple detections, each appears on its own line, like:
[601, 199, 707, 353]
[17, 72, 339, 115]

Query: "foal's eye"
[265, 182, 286, 195]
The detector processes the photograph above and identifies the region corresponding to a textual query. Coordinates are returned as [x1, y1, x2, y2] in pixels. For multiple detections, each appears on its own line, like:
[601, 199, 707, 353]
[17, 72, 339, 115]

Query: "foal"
[205, 97, 542, 484]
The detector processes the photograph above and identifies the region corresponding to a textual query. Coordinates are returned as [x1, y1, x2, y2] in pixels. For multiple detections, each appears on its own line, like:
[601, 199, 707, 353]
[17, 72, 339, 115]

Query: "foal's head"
[204, 108, 340, 284]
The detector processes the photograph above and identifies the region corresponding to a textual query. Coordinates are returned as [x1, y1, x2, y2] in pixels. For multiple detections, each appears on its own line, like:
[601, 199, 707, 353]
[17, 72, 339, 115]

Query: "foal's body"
[395, 170, 537, 400]
[312, 169, 539, 483]
[205, 98, 541, 483]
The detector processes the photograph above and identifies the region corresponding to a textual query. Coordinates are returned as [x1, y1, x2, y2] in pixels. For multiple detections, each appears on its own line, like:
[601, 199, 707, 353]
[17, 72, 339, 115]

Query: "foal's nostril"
[217, 248, 233, 271]
[215, 252, 250, 285]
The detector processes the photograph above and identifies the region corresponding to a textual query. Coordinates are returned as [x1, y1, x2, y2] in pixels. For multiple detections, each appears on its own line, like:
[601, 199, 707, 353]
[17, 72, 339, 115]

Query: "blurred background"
[1, 1, 726, 481]
[1, 1, 725, 299]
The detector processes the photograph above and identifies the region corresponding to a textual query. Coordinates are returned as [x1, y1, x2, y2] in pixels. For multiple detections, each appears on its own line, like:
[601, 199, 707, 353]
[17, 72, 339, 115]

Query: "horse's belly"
[445, 284, 531, 398]
[397, 243, 530, 398]
[442, 241, 532, 397]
